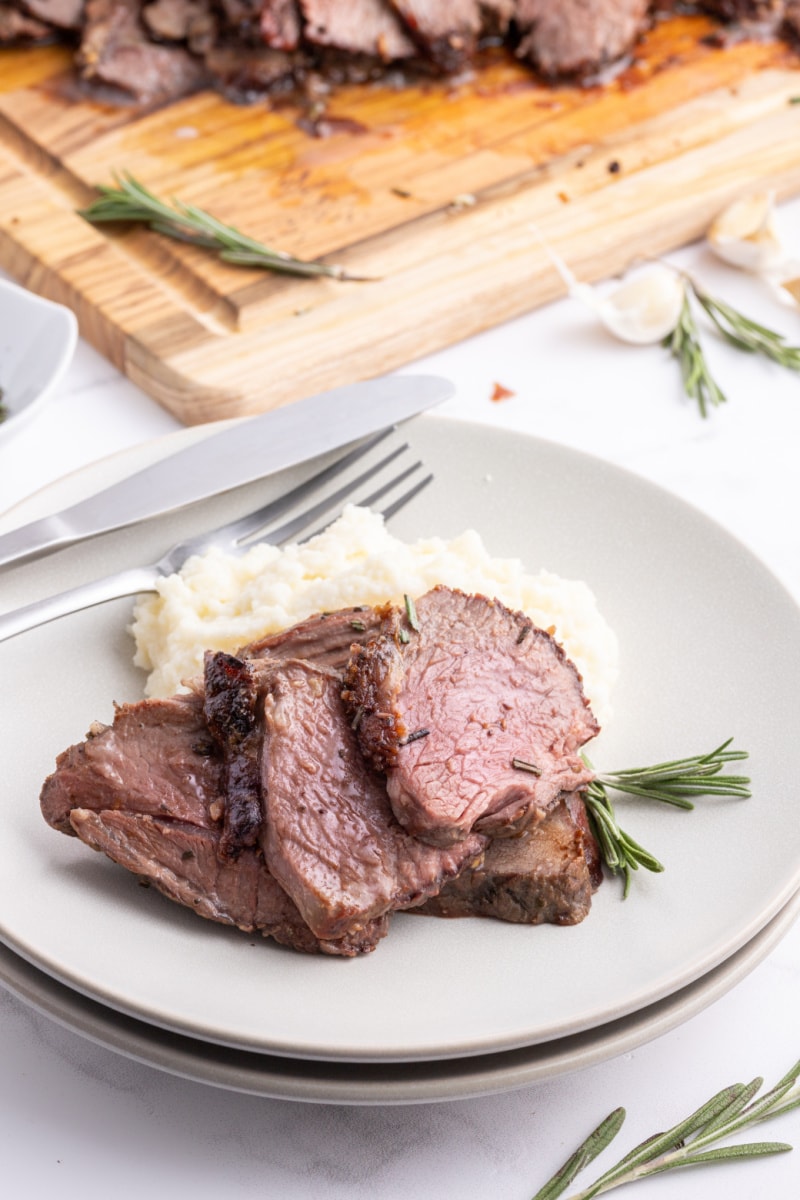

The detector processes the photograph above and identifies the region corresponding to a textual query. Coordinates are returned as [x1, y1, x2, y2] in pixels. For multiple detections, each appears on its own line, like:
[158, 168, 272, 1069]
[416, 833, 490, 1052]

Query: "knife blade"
[0, 374, 452, 569]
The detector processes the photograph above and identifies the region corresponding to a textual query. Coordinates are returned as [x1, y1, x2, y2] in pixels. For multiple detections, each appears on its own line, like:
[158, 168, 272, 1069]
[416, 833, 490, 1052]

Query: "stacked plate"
[2, 417, 799, 1104]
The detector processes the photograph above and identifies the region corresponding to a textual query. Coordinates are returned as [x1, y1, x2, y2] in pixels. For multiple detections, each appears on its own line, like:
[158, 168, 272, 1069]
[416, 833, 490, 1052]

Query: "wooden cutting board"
[1, 13, 799, 423]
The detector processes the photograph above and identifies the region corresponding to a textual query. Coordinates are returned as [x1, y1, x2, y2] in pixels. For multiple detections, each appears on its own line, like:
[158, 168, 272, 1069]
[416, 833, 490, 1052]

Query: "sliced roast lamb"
[201, 607, 384, 858]
[260, 0, 301, 48]
[203, 43, 301, 96]
[343, 587, 599, 846]
[142, 0, 213, 45]
[261, 658, 487, 940]
[20, 0, 84, 29]
[387, 0, 483, 71]
[513, 0, 651, 79]
[39, 688, 388, 955]
[298, 0, 417, 60]
[40, 690, 221, 836]
[241, 604, 383, 670]
[77, 0, 208, 102]
[0, 2, 54, 39]
[69, 808, 388, 953]
[415, 794, 600, 925]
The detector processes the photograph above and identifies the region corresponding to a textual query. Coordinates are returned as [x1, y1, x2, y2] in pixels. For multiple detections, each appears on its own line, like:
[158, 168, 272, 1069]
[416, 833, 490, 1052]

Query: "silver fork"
[0, 430, 432, 643]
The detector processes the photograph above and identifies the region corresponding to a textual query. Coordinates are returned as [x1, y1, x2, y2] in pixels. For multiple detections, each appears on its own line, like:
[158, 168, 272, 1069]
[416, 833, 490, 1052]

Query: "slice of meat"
[262, 659, 487, 940]
[415, 794, 599, 925]
[785, 0, 800, 36]
[259, 0, 301, 47]
[142, 0, 212, 42]
[388, 0, 483, 71]
[40, 688, 388, 955]
[69, 809, 388, 955]
[298, 0, 417, 60]
[0, 2, 54, 40]
[241, 605, 382, 671]
[204, 43, 299, 96]
[204, 608, 383, 858]
[78, 0, 207, 102]
[20, 0, 85, 29]
[513, 0, 650, 79]
[343, 587, 599, 846]
[40, 690, 221, 836]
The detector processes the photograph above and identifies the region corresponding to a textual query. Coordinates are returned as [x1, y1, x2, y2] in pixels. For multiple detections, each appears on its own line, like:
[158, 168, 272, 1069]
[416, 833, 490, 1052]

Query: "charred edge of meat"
[203, 650, 263, 859]
[341, 638, 406, 774]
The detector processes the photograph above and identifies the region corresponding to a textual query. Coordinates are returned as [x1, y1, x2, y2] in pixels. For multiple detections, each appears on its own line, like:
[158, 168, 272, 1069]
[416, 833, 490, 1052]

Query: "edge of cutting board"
[1, 22, 799, 422]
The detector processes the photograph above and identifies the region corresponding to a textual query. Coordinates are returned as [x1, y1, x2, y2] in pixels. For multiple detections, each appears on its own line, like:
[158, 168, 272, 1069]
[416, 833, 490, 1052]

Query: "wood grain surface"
[1, 14, 799, 423]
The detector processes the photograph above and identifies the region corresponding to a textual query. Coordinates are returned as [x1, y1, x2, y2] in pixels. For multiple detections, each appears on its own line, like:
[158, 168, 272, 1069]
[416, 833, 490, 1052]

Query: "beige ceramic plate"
[1, 416, 800, 1062]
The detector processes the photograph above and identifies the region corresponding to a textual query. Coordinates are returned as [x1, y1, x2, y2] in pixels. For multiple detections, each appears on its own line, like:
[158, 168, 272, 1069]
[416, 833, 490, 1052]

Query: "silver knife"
[0, 374, 451, 569]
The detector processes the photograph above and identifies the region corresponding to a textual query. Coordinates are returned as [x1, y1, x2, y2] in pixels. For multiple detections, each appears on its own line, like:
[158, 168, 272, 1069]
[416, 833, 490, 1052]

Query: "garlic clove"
[707, 192, 787, 274]
[592, 267, 686, 345]
[533, 224, 684, 345]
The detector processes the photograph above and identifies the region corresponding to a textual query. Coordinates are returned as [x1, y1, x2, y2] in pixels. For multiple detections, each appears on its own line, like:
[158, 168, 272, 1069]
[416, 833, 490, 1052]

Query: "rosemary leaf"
[80, 171, 368, 282]
[530, 1108, 626, 1200]
[666, 1142, 792, 1166]
[532, 1063, 799, 1200]
[404, 593, 420, 632]
[512, 758, 543, 776]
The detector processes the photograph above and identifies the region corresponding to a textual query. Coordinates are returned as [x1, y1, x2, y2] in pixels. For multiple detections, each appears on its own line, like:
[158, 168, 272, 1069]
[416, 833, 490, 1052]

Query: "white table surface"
[2, 199, 800, 1198]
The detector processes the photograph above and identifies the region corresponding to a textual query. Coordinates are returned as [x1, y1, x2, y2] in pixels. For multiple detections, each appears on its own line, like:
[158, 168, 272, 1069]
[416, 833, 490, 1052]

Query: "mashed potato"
[132, 505, 619, 724]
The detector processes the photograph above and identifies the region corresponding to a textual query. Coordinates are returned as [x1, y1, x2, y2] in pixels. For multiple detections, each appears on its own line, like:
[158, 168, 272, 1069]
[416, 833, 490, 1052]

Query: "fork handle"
[0, 565, 158, 643]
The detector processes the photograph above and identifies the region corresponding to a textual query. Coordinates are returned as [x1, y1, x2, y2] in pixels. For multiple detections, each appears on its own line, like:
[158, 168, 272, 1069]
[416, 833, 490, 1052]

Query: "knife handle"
[0, 565, 158, 643]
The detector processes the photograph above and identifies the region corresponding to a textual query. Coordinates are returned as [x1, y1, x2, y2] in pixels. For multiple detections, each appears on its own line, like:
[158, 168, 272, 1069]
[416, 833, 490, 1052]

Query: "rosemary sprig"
[664, 288, 727, 418]
[583, 739, 750, 897]
[664, 278, 800, 417]
[0, 386, 7, 425]
[531, 1059, 800, 1200]
[693, 285, 800, 371]
[79, 171, 367, 282]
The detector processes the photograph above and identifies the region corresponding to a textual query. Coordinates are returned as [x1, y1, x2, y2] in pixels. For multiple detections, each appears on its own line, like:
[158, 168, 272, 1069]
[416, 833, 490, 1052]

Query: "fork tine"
[205, 427, 396, 549]
[298, 459, 428, 543]
[255, 442, 411, 549]
[358, 459, 424, 510]
[380, 471, 434, 522]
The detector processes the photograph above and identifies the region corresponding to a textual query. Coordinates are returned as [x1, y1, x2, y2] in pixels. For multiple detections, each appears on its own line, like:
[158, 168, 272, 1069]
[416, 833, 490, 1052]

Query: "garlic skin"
[707, 193, 787, 274]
